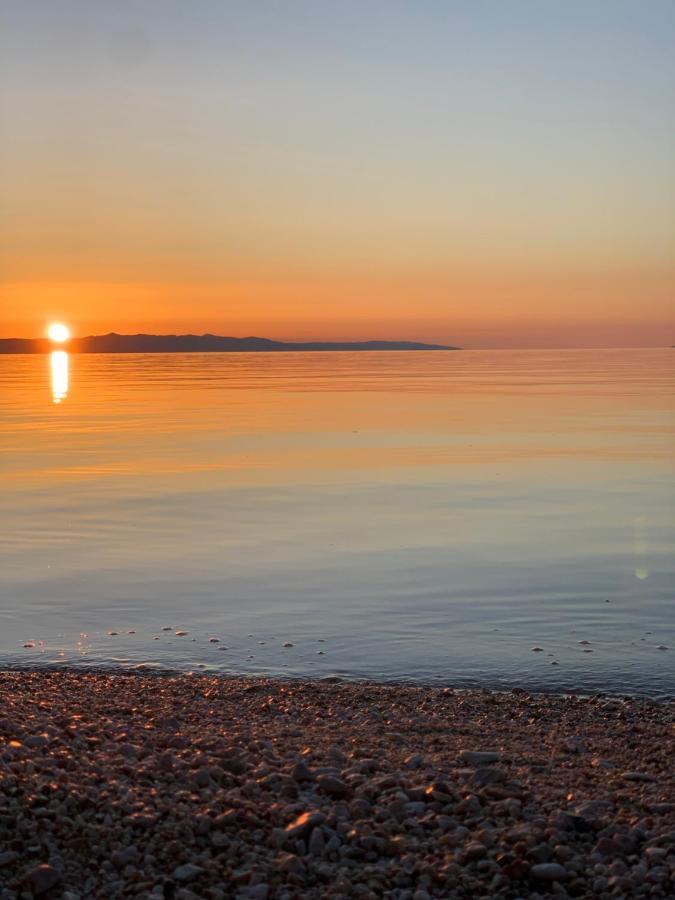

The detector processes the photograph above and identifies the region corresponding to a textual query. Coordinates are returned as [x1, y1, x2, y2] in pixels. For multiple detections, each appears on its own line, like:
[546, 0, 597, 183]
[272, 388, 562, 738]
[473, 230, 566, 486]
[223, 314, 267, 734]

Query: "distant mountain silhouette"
[0, 333, 458, 354]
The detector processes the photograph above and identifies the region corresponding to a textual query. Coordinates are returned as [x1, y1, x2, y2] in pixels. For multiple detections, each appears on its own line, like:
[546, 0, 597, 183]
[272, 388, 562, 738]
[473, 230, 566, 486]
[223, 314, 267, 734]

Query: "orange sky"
[1, 2, 674, 347]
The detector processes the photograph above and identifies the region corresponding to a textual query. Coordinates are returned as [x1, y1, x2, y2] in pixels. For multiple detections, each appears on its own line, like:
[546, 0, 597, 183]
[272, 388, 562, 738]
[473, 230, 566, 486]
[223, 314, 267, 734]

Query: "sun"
[47, 323, 71, 343]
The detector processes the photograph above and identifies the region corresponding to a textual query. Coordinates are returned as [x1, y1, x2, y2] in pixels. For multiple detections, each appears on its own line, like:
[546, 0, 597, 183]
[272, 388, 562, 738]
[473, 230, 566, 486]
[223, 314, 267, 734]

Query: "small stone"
[193, 767, 213, 788]
[459, 750, 501, 766]
[308, 827, 325, 856]
[531, 646, 544, 652]
[23, 734, 49, 748]
[317, 774, 350, 798]
[530, 863, 569, 881]
[290, 761, 314, 782]
[561, 736, 586, 754]
[644, 847, 667, 862]
[0, 851, 19, 867]
[247, 886, 269, 900]
[175, 631, 188, 637]
[465, 842, 487, 860]
[172, 864, 204, 883]
[24, 864, 62, 896]
[283, 642, 294, 648]
[404, 753, 424, 769]
[285, 811, 325, 841]
[621, 771, 657, 782]
[209, 638, 220, 643]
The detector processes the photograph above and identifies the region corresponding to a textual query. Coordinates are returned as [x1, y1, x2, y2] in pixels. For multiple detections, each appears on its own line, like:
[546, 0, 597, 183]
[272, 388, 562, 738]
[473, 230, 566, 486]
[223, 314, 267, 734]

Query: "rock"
[459, 750, 501, 766]
[644, 847, 668, 863]
[285, 811, 325, 841]
[622, 771, 657, 782]
[594, 837, 621, 857]
[308, 827, 325, 856]
[290, 761, 314, 782]
[404, 753, 424, 769]
[317, 774, 351, 798]
[23, 735, 49, 748]
[192, 767, 213, 788]
[471, 767, 505, 787]
[247, 886, 269, 900]
[530, 862, 569, 881]
[465, 841, 487, 860]
[0, 851, 19, 867]
[24, 864, 62, 896]
[172, 864, 204, 883]
[276, 854, 305, 876]
[561, 736, 586, 753]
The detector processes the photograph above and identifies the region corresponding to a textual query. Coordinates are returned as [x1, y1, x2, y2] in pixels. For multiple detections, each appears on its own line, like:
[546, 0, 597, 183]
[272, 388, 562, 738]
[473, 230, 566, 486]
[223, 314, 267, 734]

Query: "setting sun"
[47, 323, 70, 343]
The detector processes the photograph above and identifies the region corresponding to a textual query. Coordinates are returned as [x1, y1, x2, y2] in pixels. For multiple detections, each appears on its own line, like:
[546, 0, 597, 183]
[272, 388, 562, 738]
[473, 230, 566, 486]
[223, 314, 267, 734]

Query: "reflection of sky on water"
[1, 349, 673, 696]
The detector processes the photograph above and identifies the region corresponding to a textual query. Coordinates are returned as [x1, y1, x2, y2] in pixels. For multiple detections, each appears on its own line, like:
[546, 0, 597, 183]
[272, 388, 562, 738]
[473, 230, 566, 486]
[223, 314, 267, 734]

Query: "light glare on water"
[50, 351, 69, 404]
[1, 349, 673, 696]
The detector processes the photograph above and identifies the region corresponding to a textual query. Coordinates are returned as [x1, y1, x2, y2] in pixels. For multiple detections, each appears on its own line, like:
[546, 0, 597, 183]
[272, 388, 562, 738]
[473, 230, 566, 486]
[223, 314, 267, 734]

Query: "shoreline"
[1, 670, 673, 898]
[3, 662, 674, 703]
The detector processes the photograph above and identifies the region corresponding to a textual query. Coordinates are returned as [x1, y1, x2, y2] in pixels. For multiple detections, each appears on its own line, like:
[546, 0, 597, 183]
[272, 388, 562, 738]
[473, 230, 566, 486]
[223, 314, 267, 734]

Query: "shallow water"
[1, 349, 673, 696]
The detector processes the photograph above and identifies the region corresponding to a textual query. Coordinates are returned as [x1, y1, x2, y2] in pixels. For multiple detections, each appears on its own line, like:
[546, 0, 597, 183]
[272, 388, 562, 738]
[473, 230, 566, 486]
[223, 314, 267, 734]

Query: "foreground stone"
[0, 671, 673, 899]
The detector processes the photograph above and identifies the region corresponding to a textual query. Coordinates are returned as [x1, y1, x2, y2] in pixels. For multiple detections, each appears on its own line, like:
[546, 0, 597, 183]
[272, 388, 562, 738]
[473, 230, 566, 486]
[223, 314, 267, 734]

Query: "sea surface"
[1, 349, 673, 697]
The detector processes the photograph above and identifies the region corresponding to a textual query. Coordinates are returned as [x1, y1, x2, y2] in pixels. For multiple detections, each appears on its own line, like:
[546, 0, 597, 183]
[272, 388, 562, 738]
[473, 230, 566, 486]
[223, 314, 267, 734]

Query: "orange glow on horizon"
[1, 269, 673, 349]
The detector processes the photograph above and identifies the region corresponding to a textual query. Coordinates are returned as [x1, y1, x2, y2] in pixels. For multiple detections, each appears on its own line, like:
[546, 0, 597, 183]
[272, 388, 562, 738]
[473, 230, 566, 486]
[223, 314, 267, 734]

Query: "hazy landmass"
[0, 333, 458, 354]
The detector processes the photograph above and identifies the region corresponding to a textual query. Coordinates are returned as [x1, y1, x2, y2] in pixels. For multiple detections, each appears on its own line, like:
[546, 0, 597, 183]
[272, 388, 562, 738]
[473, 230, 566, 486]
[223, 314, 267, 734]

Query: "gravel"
[0, 670, 673, 898]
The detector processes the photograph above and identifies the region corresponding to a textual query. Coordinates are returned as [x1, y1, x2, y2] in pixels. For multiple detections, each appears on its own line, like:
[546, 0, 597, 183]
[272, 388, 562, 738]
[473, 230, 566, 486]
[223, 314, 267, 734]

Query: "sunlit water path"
[1, 349, 673, 696]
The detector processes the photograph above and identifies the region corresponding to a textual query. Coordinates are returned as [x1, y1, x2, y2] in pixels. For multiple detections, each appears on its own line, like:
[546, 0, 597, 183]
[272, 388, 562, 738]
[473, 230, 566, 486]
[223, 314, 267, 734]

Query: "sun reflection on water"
[51, 350, 69, 403]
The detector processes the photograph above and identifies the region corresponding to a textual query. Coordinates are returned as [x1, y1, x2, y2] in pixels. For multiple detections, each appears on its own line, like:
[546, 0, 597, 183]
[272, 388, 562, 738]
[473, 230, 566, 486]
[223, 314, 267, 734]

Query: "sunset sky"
[1, 0, 674, 347]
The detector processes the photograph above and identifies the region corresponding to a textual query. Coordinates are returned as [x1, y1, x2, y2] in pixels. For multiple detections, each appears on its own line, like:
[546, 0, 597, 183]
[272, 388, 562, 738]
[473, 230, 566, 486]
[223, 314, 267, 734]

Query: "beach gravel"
[0, 671, 673, 898]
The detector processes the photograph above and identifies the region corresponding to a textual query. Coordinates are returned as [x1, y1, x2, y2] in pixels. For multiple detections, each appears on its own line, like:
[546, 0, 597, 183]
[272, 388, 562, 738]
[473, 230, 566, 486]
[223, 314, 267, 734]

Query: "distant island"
[0, 333, 458, 354]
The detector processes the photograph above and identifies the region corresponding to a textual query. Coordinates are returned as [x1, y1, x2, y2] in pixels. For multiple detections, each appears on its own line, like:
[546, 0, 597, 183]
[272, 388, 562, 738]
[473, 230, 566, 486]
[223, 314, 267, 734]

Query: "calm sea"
[1, 349, 673, 697]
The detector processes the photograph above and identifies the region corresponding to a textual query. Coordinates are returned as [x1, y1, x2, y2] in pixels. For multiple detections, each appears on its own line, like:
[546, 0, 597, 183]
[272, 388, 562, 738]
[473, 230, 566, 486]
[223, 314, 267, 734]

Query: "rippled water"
[1, 349, 673, 696]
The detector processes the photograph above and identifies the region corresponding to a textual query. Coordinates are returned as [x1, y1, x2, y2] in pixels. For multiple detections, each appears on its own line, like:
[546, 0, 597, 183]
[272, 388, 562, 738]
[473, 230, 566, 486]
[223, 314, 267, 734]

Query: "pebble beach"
[0, 671, 673, 899]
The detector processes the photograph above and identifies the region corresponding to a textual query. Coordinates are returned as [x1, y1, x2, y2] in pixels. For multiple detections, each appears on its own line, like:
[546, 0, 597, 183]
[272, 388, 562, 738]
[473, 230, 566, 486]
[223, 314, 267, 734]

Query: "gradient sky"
[1, 0, 674, 347]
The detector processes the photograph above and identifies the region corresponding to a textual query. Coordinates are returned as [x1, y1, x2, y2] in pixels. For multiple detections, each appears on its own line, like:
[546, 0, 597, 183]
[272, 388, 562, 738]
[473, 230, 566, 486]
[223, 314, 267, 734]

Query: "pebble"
[530, 862, 569, 881]
[1, 671, 672, 900]
[459, 750, 501, 765]
[24, 864, 62, 896]
[317, 774, 350, 798]
[173, 863, 205, 883]
[285, 811, 325, 840]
